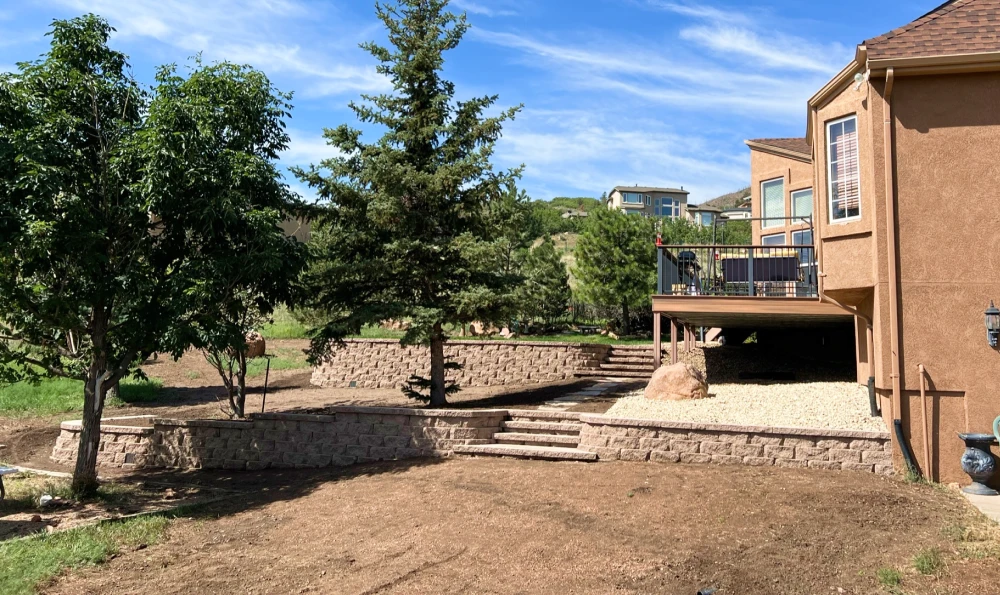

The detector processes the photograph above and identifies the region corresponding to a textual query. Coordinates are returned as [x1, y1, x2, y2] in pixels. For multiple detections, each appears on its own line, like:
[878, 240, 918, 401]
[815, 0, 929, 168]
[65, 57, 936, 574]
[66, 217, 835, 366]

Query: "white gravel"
[605, 382, 886, 433]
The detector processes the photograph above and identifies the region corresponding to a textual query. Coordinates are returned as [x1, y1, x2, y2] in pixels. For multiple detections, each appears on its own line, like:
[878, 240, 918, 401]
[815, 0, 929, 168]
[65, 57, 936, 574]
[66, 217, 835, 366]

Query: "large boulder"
[644, 362, 709, 401]
[244, 331, 266, 359]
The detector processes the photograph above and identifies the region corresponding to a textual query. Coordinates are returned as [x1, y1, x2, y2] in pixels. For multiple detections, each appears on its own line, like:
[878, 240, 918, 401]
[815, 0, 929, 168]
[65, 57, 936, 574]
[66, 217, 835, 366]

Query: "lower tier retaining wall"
[53, 408, 506, 472]
[309, 339, 610, 389]
[51, 416, 156, 470]
[578, 414, 894, 474]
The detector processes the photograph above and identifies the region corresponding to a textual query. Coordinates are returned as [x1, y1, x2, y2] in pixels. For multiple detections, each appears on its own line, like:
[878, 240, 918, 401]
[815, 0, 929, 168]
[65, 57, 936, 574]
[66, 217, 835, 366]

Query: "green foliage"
[517, 238, 571, 323]
[260, 306, 311, 340]
[574, 208, 656, 335]
[0, 371, 161, 417]
[911, 547, 943, 575]
[875, 567, 903, 587]
[0, 14, 302, 488]
[549, 196, 601, 210]
[0, 516, 169, 595]
[295, 0, 522, 405]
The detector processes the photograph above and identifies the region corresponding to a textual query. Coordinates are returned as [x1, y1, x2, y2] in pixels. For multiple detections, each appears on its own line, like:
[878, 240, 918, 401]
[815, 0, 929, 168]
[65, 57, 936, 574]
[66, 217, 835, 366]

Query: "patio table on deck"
[0, 467, 19, 501]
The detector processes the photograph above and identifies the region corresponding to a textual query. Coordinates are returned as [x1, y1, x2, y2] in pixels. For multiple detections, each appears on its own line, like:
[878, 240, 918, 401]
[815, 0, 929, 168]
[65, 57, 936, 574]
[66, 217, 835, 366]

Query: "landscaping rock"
[644, 362, 709, 401]
[245, 332, 266, 359]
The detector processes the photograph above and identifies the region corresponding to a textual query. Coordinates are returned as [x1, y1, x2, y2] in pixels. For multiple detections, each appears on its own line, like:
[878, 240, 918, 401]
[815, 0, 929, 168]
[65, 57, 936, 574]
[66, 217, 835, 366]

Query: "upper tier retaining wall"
[309, 339, 611, 389]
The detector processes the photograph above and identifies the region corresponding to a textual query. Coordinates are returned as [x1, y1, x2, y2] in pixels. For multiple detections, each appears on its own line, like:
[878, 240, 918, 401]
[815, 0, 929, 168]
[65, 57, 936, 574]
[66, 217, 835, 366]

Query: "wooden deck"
[651, 295, 852, 328]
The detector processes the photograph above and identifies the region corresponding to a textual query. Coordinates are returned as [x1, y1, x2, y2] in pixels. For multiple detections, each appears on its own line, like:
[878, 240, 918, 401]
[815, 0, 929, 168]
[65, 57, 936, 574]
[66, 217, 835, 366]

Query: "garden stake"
[261, 355, 273, 413]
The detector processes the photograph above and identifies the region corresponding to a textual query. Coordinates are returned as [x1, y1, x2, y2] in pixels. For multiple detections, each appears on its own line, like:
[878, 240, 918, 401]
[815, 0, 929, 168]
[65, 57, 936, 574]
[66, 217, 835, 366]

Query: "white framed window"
[700, 212, 713, 227]
[761, 177, 785, 228]
[761, 233, 785, 246]
[621, 192, 643, 205]
[826, 115, 860, 222]
[791, 229, 812, 246]
[645, 195, 651, 206]
[791, 188, 813, 222]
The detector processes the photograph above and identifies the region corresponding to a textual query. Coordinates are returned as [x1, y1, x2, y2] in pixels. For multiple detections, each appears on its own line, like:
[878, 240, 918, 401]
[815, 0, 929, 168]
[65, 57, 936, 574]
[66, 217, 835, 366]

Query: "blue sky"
[0, 0, 939, 204]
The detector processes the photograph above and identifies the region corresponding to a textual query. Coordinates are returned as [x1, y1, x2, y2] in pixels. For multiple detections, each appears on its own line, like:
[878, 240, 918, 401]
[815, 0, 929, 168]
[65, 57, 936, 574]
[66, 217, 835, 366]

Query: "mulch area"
[40, 458, 1000, 595]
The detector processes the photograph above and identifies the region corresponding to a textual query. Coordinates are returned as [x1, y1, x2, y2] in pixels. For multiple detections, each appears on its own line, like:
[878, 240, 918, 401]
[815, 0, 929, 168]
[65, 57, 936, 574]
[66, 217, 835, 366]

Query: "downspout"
[881, 67, 917, 476]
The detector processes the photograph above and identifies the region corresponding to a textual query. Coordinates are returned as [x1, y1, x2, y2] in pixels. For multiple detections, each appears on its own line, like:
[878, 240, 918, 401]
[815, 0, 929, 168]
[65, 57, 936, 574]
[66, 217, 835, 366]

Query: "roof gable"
[865, 0, 1000, 60]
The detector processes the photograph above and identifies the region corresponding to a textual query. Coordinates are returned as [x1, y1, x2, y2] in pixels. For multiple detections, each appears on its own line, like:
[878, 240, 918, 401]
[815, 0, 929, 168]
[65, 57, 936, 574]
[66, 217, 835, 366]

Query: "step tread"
[600, 363, 655, 371]
[495, 433, 580, 445]
[506, 410, 582, 421]
[501, 420, 582, 432]
[574, 370, 652, 379]
[453, 444, 597, 461]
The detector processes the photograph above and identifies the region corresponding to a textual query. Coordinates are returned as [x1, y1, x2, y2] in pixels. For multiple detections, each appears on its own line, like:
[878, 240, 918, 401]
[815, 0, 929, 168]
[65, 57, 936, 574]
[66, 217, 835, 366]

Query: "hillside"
[699, 187, 750, 210]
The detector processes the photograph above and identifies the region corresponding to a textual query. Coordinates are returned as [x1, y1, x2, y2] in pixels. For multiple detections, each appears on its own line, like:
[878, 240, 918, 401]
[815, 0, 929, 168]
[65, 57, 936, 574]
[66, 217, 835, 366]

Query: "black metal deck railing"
[656, 244, 818, 297]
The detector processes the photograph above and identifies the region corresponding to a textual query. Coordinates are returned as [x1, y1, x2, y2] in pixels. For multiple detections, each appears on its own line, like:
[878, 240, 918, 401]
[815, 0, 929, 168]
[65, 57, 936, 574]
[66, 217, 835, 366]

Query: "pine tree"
[295, 0, 522, 406]
[519, 238, 571, 324]
[574, 208, 656, 336]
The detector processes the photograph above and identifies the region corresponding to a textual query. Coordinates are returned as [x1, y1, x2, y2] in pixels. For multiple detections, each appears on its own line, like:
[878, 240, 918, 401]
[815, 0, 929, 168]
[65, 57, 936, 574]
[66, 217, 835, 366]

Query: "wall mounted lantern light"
[986, 301, 1000, 347]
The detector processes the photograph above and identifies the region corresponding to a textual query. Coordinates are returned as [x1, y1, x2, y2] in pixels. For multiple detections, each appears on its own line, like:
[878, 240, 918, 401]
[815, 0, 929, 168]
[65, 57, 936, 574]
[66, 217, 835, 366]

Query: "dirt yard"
[40, 458, 1000, 595]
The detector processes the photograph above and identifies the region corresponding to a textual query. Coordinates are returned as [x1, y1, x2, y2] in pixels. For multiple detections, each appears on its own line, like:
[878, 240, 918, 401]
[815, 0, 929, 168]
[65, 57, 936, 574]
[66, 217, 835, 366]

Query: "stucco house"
[606, 185, 689, 219]
[652, 0, 1000, 487]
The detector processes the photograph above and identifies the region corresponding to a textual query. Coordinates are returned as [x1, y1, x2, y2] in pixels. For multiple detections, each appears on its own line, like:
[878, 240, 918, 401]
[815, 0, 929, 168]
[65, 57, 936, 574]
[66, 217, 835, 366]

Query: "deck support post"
[652, 313, 662, 371]
[670, 317, 678, 365]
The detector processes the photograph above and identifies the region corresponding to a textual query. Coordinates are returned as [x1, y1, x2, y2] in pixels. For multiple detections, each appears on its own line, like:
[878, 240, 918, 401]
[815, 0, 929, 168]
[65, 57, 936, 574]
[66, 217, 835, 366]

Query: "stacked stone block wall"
[310, 339, 610, 389]
[53, 408, 505, 472]
[51, 416, 155, 470]
[578, 414, 894, 475]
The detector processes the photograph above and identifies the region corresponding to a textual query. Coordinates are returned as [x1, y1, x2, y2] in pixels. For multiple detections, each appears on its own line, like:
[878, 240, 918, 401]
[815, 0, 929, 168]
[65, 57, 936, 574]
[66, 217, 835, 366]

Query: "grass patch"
[260, 306, 310, 340]
[876, 567, 902, 587]
[942, 512, 1000, 560]
[246, 347, 310, 377]
[0, 375, 162, 418]
[912, 547, 943, 575]
[0, 474, 139, 515]
[0, 515, 169, 595]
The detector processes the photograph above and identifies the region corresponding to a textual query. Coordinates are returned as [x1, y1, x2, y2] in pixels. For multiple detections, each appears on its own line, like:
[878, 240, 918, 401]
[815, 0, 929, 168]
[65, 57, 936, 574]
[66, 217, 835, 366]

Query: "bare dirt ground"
[42, 458, 1000, 595]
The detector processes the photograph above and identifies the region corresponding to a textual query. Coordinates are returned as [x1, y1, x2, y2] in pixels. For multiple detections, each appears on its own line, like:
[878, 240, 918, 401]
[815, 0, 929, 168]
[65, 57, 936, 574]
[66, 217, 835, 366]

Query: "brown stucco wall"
[885, 72, 1000, 484]
[749, 149, 813, 245]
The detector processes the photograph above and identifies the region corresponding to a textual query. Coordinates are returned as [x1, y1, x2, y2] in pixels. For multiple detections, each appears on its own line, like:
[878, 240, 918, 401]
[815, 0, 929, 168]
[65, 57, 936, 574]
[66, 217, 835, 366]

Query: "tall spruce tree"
[295, 0, 522, 406]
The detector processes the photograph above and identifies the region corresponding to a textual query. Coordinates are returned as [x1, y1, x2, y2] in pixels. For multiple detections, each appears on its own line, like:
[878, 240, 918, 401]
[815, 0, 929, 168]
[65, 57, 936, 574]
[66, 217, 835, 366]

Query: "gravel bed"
[605, 382, 886, 432]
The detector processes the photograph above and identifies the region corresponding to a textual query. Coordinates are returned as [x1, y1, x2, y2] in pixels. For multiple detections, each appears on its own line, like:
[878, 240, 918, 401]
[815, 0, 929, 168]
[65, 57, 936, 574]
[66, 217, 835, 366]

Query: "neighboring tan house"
[653, 0, 1000, 487]
[607, 186, 689, 219]
[720, 207, 751, 220]
[686, 204, 722, 227]
[279, 217, 311, 243]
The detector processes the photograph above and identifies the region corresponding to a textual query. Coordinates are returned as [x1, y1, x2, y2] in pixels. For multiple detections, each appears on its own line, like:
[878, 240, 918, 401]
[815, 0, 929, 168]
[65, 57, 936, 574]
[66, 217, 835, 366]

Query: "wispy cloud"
[495, 109, 748, 202]
[51, 0, 389, 97]
[282, 128, 343, 168]
[451, 0, 518, 17]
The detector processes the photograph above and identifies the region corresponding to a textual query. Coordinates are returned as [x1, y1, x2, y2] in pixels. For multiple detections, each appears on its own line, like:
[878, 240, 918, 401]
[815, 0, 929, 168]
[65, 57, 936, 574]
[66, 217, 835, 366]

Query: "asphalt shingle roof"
[746, 137, 812, 157]
[865, 0, 1000, 60]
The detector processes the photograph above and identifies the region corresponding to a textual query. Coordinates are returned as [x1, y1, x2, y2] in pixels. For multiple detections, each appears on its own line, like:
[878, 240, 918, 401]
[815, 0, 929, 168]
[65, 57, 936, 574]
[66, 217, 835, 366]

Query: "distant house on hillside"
[606, 185, 689, 219]
[686, 204, 722, 227]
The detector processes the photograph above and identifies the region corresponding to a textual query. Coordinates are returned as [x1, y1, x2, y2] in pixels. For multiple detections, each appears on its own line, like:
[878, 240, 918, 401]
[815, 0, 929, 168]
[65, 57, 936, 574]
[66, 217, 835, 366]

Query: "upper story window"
[791, 229, 813, 246]
[653, 197, 681, 218]
[826, 115, 860, 222]
[700, 212, 714, 227]
[621, 192, 645, 205]
[761, 177, 785, 228]
[791, 188, 813, 222]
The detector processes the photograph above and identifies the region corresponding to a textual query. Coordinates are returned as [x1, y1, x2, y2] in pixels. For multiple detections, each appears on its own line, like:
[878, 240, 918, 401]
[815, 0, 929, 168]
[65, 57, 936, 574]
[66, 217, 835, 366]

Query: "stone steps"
[606, 356, 655, 364]
[494, 432, 580, 447]
[574, 369, 652, 379]
[599, 363, 654, 372]
[501, 420, 582, 435]
[453, 443, 597, 461]
[506, 410, 581, 422]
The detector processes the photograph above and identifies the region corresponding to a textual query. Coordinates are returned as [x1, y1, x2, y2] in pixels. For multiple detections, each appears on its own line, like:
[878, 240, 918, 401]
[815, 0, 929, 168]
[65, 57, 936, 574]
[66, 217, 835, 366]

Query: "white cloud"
[494, 109, 748, 202]
[282, 128, 343, 168]
[451, 0, 518, 17]
[50, 0, 389, 97]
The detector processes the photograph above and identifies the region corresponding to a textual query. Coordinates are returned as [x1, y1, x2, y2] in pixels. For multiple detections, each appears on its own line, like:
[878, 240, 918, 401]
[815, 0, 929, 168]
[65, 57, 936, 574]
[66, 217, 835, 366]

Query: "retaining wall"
[578, 414, 893, 475]
[52, 408, 506, 472]
[51, 416, 156, 470]
[309, 339, 610, 389]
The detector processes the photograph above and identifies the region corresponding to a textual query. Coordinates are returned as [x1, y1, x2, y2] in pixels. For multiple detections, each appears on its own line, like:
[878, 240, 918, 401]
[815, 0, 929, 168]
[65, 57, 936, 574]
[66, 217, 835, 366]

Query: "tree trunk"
[621, 300, 631, 336]
[73, 366, 108, 496]
[232, 351, 247, 418]
[428, 323, 447, 407]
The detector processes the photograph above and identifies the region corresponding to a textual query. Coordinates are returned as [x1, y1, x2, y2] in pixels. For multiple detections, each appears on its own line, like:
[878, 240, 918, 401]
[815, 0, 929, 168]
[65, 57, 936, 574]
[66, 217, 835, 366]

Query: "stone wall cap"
[332, 338, 613, 348]
[59, 419, 155, 435]
[257, 406, 509, 419]
[578, 414, 890, 440]
[152, 418, 253, 429]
